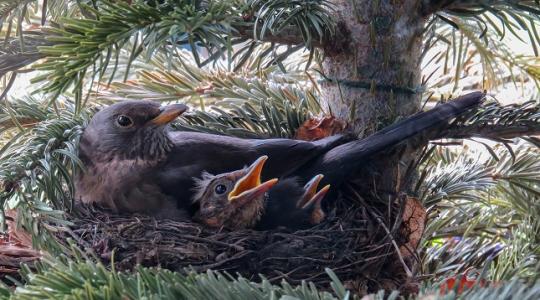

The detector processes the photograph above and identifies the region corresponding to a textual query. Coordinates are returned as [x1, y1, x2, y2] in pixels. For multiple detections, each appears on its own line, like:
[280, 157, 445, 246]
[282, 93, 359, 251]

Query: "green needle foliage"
[419, 143, 540, 282]
[31, 0, 334, 106]
[4, 249, 540, 300]
[34, 0, 238, 104]
[421, 1, 540, 97]
[0, 98, 89, 246]
[99, 49, 321, 138]
[4, 250, 348, 300]
[247, 0, 335, 44]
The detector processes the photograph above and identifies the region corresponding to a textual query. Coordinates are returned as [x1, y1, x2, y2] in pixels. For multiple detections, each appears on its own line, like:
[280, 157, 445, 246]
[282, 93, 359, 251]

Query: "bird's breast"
[74, 158, 171, 215]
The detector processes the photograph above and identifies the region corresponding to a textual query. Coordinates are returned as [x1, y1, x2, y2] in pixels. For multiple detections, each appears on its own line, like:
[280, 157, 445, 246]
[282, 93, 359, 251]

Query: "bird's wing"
[295, 91, 485, 183]
[373, 91, 484, 137]
[250, 134, 351, 178]
[162, 131, 351, 179]
[156, 132, 350, 208]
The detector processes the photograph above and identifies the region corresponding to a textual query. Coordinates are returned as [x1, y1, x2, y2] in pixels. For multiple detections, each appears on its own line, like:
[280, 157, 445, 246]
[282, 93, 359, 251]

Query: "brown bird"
[75, 100, 192, 220]
[75, 100, 348, 219]
[192, 156, 277, 229]
[75, 92, 484, 219]
[192, 156, 329, 230]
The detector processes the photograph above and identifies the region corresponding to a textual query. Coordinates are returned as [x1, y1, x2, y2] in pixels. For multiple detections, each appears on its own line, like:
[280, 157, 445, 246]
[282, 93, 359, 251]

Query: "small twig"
[178, 235, 245, 251]
[267, 265, 310, 282]
[191, 251, 251, 271]
[348, 188, 413, 278]
[65, 228, 93, 250]
[0, 72, 17, 102]
[371, 214, 413, 278]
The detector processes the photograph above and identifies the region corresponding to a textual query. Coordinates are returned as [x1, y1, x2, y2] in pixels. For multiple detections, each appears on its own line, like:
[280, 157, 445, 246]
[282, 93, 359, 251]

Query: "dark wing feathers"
[251, 134, 351, 178]
[373, 91, 484, 137]
[156, 132, 350, 208]
[158, 92, 483, 208]
[296, 92, 485, 182]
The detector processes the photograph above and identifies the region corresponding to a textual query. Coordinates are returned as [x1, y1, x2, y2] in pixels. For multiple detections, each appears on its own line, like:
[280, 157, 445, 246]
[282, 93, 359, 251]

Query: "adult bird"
[75, 100, 346, 219]
[75, 92, 484, 218]
[192, 156, 329, 230]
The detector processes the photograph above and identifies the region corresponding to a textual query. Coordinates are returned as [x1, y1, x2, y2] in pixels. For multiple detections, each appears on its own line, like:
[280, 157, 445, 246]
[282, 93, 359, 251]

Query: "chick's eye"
[116, 115, 133, 127]
[214, 184, 227, 195]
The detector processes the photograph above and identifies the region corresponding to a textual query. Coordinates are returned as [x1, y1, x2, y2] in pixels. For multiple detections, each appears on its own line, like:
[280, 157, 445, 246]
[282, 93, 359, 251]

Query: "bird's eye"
[116, 115, 133, 127]
[215, 184, 227, 195]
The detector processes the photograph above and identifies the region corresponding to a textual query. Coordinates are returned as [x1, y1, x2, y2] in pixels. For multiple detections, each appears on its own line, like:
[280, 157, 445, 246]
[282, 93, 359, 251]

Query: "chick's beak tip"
[228, 156, 270, 201]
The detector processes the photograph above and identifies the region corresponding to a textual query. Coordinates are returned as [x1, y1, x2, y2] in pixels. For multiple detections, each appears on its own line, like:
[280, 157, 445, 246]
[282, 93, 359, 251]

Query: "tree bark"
[322, 0, 425, 135]
[321, 0, 426, 196]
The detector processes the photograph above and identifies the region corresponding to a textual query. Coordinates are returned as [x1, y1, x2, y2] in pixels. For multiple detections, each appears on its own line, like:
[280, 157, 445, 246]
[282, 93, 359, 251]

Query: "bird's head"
[80, 100, 188, 162]
[192, 156, 278, 230]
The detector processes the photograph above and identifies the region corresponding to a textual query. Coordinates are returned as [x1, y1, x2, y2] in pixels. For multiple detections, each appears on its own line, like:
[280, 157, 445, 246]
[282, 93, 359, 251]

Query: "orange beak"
[302, 184, 330, 209]
[297, 174, 324, 208]
[300, 175, 330, 225]
[150, 103, 188, 125]
[228, 156, 278, 203]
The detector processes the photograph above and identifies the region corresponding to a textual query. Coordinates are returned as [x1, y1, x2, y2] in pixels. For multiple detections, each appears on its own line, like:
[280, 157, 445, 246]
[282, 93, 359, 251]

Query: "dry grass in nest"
[55, 191, 424, 295]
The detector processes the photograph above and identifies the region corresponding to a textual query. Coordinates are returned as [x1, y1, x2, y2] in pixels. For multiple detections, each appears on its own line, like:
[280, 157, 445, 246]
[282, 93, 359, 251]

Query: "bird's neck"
[228, 195, 266, 229]
[127, 127, 174, 162]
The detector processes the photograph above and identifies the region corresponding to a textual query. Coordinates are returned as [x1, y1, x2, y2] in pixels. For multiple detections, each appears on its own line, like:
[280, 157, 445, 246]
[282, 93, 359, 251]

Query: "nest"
[56, 188, 426, 295]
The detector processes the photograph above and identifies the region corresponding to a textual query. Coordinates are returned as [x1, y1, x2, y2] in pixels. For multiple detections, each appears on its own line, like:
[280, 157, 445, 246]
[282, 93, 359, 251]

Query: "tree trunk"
[322, 0, 425, 196]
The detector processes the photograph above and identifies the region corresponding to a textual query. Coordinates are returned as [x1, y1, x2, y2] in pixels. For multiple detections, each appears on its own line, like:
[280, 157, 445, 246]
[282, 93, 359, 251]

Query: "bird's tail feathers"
[299, 91, 485, 180]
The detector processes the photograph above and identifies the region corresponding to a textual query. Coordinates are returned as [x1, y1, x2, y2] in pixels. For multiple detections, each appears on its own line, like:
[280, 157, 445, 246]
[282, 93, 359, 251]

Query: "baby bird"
[192, 156, 329, 230]
[192, 156, 277, 230]
[256, 174, 329, 230]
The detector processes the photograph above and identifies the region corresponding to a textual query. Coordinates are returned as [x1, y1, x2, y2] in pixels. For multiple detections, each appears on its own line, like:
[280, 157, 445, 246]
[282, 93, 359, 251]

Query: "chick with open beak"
[192, 156, 278, 230]
[192, 156, 330, 230]
[255, 174, 330, 230]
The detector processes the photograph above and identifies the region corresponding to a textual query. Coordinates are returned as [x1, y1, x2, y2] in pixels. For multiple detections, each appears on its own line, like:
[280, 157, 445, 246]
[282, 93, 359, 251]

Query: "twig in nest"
[350, 189, 413, 278]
